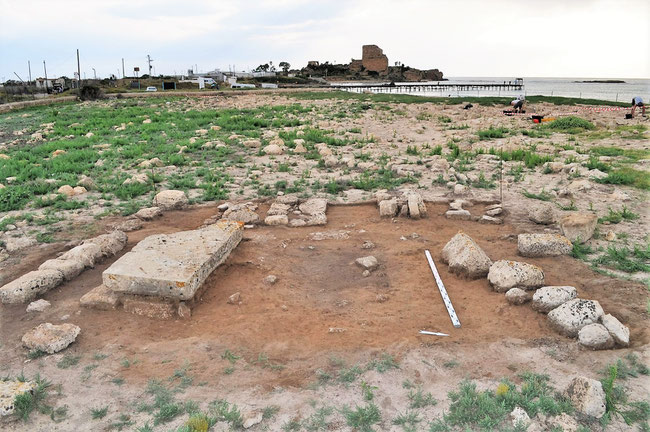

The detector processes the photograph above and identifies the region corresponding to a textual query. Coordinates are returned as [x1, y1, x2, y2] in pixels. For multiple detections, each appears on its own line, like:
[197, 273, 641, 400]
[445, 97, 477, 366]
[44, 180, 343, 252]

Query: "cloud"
[0, 0, 648, 80]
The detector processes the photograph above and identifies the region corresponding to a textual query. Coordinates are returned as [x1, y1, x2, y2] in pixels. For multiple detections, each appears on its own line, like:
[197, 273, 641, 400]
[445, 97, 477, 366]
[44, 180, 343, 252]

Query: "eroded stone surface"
[1, 380, 36, 416]
[518, 233, 572, 257]
[38, 258, 85, 281]
[441, 232, 492, 279]
[153, 190, 188, 210]
[564, 377, 606, 418]
[22, 322, 80, 354]
[532, 286, 577, 313]
[560, 213, 598, 243]
[487, 260, 544, 292]
[80, 285, 120, 310]
[548, 299, 604, 337]
[505, 288, 531, 305]
[355, 256, 379, 271]
[578, 323, 614, 350]
[103, 220, 243, 300]
[0, 269, 64, 304]
[601, 313, 630, 346]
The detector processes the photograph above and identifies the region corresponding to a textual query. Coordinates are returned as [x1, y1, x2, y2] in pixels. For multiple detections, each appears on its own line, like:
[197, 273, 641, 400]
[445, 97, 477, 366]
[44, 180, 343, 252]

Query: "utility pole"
[122, 58, 125, 78]
[147, 55, 153, 76]
[43, 60, 48, 93]
[28, 61, 32, 83]
[76, 49, 81, 91]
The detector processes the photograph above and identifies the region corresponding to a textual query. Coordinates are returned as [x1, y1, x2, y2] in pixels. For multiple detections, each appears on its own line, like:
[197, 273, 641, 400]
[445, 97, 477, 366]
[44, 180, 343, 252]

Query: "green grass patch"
[541, 116, 595, 133]
[595, 167, 649, 190]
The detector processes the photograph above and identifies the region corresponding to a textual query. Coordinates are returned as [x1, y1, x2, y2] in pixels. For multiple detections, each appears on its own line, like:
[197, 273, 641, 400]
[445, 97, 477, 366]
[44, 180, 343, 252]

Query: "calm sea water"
[335, 77, 650, 103]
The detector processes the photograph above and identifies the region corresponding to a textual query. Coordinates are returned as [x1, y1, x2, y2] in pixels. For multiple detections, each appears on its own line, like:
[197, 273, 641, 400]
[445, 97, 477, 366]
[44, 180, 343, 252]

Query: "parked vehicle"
[145, 86, 157, 92]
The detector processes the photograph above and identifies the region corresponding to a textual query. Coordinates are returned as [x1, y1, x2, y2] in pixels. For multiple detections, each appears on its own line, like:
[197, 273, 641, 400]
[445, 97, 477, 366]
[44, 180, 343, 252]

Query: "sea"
[334, 77, 650, 103]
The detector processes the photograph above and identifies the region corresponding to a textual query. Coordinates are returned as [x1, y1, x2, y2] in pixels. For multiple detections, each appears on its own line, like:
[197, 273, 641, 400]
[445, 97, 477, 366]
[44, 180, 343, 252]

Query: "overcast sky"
[1, 0, 649, 81]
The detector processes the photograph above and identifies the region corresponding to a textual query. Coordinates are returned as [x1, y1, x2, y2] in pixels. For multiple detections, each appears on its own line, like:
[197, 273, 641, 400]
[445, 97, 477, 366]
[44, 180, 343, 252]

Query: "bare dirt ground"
[2, 203, 648, 431]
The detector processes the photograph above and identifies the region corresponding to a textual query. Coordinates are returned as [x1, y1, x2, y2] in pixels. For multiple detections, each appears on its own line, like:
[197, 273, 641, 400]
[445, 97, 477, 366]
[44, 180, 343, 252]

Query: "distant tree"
[256, 64, 269, 72]
[279, 62, 290, 73]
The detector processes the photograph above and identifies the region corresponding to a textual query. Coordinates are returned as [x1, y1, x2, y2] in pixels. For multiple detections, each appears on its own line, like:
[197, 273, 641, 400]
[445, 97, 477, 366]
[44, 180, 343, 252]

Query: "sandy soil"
[1, 203, 648, 431]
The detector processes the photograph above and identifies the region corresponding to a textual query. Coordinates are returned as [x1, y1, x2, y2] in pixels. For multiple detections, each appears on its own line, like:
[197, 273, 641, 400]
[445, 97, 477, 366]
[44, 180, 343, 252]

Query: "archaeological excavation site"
[0, 91, 648, 431]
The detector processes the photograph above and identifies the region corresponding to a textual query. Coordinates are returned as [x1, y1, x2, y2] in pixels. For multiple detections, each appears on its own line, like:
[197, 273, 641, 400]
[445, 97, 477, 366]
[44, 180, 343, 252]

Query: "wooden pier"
[334, 81, 524, 94]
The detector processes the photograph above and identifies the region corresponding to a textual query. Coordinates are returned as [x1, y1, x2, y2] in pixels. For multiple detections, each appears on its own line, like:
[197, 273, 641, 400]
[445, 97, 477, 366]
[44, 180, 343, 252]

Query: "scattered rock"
[362, 241, 375, 249]
[601, 314, 629, 346]
[153, 190, 188, 210]
[546, 413, 580, 432]
[114, 218, 143, 232]
[57, 184, 75, 197]
[3, 236, 37, 252]
[445, 209, 471, 220]
[85, 230, 128, 257]
[299, 198, 327, 216]
[487, 260, 545, 292]
[242, 409, 263, 428]
[264, 215, 288, 226]
[480, 215, 503, 224]
[26, 299, 51, 312]
[560, 213, 598, 243]
[22, 322, 80, 354]
[228, 292, 241, 304]
[263, 143, 284, 155]
[441, 232, 492, 279]
[379, 199, 398, 217]
[122, 296, 175, 319]
[509, 407, 530, 428]
[532, 286, 577, 313]
[355, 256, 379, 272]
[548, 299, 604, 337]
[528, 203, 555, 225]
[177, 302, 192, 319]
[406, 192, 427, 219]
[505, 288, 531, 305]
[1, 379, 37, 416]
[264, 275, 278, 285]
[517, 233, 572, 257]
[564, 376, 606, 418]
[223, 205, 260, 224]
[578, 323, 615, 350]
[135, 207, 163, 220]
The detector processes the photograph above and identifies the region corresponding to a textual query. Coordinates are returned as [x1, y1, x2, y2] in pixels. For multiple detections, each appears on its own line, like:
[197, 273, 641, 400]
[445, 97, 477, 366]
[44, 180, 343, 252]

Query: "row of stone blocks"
[0, 231, 128, 304]
[440, 231, 629, 349]
[81, 220, 243, 319]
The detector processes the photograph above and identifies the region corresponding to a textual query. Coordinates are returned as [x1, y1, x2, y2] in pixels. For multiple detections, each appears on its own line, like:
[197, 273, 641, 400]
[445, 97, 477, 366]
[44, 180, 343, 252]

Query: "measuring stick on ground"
[424, 250, 461, 329]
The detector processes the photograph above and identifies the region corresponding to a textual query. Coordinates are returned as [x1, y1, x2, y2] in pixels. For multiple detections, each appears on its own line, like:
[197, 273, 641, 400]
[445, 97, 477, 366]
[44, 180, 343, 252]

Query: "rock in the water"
[379, 199, 398, 217]
[153, 190, 189, 210]
[578, 323, 614, 350]
[601, 314, 629, 346]
[517, 233, 572, 257]
[1, 380, 37, 416]
[264, 215, 289, 226]
[564, 376, 606, 418]
[560, 213, 598, 243]
[548, 299, 604, 337]
[0, 269, 64, 304]
[22, 323, 80, 354]
[26, 299, 51, 312]
[487, 260, 545, 292]
[505, 288, 531, 305]
[355, 256, 379, 271]
[441, 232, 492, 279]
[532, 286, 577, 313]
[135, 207, 163, 220]
[38, 258, 84, 281]
[80, 285, 120, 310]
[528, 203, 555, 224]
[103, 220, 243, 301]
[299, 198, 327, 216]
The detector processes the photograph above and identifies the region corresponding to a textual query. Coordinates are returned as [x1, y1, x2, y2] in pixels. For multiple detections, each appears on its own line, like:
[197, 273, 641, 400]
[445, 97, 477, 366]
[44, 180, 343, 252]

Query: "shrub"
[543, 116, 595, 132]
[79, 85, 103, 101]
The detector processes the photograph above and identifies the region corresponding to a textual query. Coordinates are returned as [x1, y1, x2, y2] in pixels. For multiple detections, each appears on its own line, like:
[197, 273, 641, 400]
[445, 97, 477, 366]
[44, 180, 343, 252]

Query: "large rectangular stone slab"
[102, 220, 243, 300]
